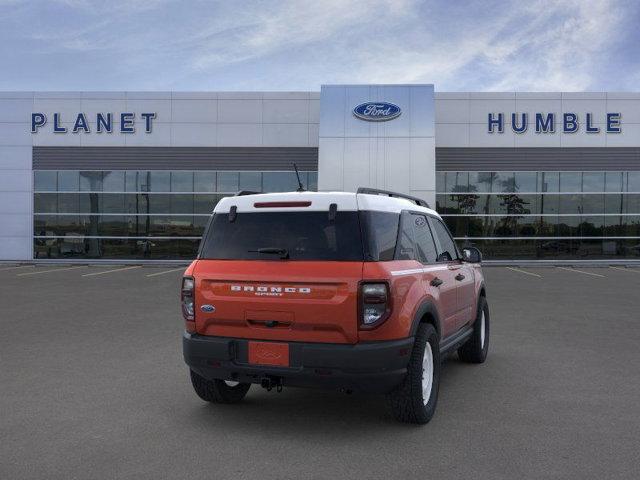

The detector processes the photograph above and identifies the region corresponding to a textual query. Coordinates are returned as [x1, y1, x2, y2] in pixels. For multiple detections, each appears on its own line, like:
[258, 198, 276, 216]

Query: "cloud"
[0, 0, 637, 91]
[481, 0, 626, 91]
[189, 0, 415, 70]
[284, 0, 630, 91]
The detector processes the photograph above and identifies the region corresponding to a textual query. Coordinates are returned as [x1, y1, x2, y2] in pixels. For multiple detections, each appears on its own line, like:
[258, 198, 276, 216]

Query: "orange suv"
[182, 188, 489, 423]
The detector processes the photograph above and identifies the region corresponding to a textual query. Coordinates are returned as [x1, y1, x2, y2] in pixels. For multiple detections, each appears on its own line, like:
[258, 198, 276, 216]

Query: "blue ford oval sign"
[353, 102, 401, 122]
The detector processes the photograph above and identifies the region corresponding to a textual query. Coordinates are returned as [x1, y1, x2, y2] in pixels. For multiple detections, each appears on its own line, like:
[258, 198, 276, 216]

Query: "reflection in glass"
[560, 172, 582, 192]
[514, 172, 537, 192]
[194, 172, 217, 192]
[435, 172, 445, 192]
[624, 194, 640, 215]
[33, 169, 318, 260]
[148, 171, 170, 192]
[469, 172, 493, 192]
[103, 171, 125, 192]
[263, 172, 300, 192]
[217, 172, 239, 192]
[493, 172, 515, 192]
[80, 171, 103, 192]
[170, 194, 194, 214]
[58, 171, 79, 192]
[445, 172, 468, 193]
[559, 194, 581, 214]
[308, 172, 318, 191]
[444, 216, 467, 237]
[515, 216, 538, 236]
[34, 171, 57, 191]
[604, 194, 623, 214]
[33, 238, 200, 260]
[194, 194, 222, 214]
[33, 168, 639, 261]
[539, 216, 558, 236]
[34, 193, 57, 213]
[628, 172, 640, 192]
[58, 193, 79, 213]
[580, 216, 603, 236]
[101, 194, 125, 214]
[171, 172, 193, 192]
[582, 172, 605, 192]
[538, 172, 559, 192]
[558, 216, 580, 237]
[605, 172, 623, 192]
[239, 172, 262, 192]
[581, 194, 604, 214]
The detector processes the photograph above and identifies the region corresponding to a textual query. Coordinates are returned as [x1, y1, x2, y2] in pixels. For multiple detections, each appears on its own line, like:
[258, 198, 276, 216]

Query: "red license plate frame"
[248, 341, 290, 367]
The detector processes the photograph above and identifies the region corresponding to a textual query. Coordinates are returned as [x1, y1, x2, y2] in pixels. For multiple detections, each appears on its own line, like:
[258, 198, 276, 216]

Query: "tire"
[458, 296, 489, 364]
[386, 323, 440, 424]
[189, 370, 251, 404]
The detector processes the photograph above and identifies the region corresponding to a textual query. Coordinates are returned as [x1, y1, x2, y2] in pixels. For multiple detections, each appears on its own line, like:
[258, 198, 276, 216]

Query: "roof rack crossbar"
[356, 187, 430, 209]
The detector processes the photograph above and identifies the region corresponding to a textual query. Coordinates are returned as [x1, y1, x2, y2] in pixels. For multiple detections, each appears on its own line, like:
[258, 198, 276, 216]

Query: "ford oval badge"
[200, 304, 215, 313]
[353, 102, 401, 122]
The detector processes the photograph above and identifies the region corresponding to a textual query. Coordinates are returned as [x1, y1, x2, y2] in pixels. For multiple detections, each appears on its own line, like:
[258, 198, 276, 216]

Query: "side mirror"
[462, 247, 482, 263]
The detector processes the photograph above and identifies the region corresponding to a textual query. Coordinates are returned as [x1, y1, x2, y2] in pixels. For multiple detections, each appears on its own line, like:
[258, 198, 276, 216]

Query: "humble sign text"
[488, 112, 621, 134]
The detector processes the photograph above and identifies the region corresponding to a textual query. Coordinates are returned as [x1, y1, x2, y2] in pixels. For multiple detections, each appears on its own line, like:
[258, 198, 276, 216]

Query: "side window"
[411, 214, 438, 264]
[430, 217, 459, 262]
[394, 213, 416, 260]
[360, 211, 400, 261]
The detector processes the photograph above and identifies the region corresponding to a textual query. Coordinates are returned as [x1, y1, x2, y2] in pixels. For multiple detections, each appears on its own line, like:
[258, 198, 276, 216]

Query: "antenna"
[293, 163, 305, 192]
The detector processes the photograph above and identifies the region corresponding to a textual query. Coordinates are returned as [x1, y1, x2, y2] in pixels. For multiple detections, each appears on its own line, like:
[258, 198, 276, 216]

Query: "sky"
[0, 0, 638, 92]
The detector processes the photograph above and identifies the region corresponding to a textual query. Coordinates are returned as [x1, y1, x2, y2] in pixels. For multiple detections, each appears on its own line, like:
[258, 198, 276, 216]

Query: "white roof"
[213, 191, 440, 217]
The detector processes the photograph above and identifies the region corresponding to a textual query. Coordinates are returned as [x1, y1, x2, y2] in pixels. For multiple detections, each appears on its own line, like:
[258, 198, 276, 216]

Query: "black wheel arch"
[478, 281, 487, 299]
[477, 281, 488, 314]
[409, 301, 442, 339]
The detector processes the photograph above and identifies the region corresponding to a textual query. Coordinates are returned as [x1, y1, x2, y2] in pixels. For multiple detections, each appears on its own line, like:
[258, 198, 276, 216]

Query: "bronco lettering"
[230, 285, 311, 294]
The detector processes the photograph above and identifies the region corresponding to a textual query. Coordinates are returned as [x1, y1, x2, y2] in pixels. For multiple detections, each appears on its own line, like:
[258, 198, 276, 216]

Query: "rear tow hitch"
[260, 376, 283, 392]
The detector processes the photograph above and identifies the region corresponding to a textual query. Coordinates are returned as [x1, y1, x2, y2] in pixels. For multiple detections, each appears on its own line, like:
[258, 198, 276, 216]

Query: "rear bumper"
[183, 332, 414, 394]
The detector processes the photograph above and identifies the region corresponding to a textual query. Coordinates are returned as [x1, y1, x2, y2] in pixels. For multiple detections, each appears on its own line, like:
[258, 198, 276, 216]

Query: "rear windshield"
[199, 211, 364, 261]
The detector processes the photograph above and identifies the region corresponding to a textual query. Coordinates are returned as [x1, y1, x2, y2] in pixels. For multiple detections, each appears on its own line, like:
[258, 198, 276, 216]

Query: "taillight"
[181, 276, 195, 321]
[359, 282, 391, 329]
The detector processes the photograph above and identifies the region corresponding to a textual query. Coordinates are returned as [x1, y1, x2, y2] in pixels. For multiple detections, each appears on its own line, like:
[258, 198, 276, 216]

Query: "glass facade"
[436, 171, 640, 260]
[33, 168, 640, 261]
[33, 170, 318, 259]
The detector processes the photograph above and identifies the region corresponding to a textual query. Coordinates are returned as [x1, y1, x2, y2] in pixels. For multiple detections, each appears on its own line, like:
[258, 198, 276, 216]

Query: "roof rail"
[234, 190, 260, 197]
[356, 187, 430, 208]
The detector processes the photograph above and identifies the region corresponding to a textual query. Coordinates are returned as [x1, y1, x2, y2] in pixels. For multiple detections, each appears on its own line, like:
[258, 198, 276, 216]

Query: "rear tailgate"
[194, 260, 363, 344]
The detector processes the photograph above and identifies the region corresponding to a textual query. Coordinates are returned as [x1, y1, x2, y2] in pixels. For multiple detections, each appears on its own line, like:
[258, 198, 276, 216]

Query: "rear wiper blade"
[248, 247, 290, 259]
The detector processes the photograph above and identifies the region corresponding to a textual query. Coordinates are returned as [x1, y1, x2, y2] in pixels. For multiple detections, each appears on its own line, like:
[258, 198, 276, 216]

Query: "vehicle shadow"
[180, 354, 477, 435]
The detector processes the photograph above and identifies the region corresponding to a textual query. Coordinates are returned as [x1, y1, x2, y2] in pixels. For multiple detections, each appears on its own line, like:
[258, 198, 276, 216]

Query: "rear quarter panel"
[359, 260, 428, 341]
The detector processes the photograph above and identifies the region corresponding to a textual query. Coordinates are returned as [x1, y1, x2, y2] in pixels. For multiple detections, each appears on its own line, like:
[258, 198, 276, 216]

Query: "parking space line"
[17, 266, 86, 276]
[82, 265, 142, 277]
[146, 267, 185, 277]
[609, 266, 640, 274]
[557, 266, 606, 278]
[0, 265, 34, 272]
[506, 267, 542, 278]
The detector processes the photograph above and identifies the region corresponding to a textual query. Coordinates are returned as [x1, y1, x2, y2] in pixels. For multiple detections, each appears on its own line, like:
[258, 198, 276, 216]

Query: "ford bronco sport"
[182, 188, 488, 424]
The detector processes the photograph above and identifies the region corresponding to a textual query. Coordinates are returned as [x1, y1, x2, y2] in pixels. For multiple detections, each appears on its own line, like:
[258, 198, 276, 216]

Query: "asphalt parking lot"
[1, 264, 639, 479]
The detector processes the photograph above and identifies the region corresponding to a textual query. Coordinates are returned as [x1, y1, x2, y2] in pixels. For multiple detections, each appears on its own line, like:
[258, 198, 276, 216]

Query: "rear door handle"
[430, 277, 443, 287]
[455, 273, 465, 281]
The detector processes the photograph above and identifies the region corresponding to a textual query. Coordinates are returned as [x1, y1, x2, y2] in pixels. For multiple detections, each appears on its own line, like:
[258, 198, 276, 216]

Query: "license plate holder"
[248, 341, 290, 367]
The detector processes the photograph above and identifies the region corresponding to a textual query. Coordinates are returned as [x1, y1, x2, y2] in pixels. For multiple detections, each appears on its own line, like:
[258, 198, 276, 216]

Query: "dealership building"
[1, 84, 639, 262]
